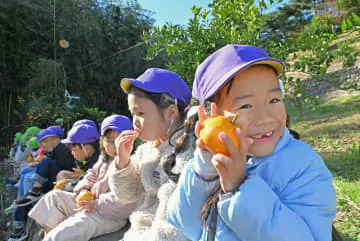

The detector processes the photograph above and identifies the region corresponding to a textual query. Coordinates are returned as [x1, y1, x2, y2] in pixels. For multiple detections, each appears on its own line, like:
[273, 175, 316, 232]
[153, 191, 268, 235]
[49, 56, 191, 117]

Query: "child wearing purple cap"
[107, 68, 195, 241]
[28, 115, 137, 241]
[167, 45, 337, 241]
[8, 126, 76, 241]
[56, 121, 100, 182]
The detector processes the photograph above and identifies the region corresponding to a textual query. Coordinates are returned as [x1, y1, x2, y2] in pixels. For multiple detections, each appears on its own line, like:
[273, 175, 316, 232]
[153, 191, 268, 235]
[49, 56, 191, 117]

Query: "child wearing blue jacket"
[167, 44, 337, 241]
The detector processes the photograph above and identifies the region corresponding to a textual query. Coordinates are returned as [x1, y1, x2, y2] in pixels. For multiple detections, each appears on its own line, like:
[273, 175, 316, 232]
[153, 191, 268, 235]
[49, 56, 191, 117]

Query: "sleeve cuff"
[193, 147, 218, 181]
[219, 191, 234, 201]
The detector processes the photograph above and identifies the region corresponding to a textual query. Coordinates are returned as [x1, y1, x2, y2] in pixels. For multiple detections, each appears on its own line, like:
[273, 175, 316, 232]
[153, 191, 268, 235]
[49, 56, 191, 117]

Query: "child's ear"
[167, 103, 179, 120]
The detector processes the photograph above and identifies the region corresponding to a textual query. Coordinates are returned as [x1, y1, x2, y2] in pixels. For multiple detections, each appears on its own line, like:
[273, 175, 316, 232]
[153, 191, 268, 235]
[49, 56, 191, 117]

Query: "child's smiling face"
[216, 65, 287, 157]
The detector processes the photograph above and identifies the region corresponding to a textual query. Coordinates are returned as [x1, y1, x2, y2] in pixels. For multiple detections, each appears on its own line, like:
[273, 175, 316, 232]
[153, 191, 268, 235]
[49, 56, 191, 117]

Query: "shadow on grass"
[341, 232, 358, 241]
[325, 151, 360, 182]
[287, 96, 360, 123]
[301, 121, 359, 138]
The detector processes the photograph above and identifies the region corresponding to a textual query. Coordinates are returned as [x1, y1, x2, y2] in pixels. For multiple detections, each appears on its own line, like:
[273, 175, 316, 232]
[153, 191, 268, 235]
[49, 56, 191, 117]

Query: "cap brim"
[251, 59, 284, 75]
[120, 78, 133, 93]
[101, 126, 130, 136]
[38, 134, 58, 142]
[120, 78, 167, 95]
[101, 127, 115, 136]
[60, 139, 72, 144]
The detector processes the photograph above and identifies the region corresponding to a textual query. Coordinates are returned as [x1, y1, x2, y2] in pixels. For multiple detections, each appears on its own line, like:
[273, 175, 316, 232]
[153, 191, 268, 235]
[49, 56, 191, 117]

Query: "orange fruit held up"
[54, 179, 69, 190]
[72, 168, 84, 177]
[76, 191, 94, 203]
[199, 115, 240, 156]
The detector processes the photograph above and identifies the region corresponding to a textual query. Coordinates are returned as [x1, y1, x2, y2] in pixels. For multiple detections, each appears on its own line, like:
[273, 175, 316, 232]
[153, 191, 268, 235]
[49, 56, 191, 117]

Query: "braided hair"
[163, 111, 198, 183]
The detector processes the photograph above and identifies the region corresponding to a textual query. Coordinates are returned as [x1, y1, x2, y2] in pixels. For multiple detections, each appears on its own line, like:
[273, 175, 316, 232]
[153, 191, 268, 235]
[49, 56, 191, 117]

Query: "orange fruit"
[35, 154, 45, 162]
[26, 156, 34, 163]
[28, 163, 37, 168]
[199, 116, 239, 156]
[72, 168, 84, 177]
[76, 191, 94, 203]
[54, 179, 69, 190]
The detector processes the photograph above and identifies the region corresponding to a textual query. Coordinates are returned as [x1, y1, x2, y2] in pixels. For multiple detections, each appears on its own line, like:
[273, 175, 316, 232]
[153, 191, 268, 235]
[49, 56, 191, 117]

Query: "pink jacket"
[74, 154, 137, 220]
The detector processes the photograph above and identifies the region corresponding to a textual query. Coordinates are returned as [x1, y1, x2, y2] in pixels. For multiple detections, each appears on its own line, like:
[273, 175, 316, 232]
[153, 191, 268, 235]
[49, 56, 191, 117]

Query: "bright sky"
[136, 0, 211, 26]
[136, 0, 287, 27]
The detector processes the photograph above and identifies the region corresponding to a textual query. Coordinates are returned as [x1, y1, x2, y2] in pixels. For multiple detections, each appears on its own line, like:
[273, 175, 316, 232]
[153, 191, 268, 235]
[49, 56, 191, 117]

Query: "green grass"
[287, 92, 360, 241]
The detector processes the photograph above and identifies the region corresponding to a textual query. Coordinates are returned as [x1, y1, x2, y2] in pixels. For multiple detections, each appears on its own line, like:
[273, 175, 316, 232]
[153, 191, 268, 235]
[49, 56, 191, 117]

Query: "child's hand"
[212, 128, 253, 193]
[72, 168, 84, 178]
[74, 200, 96, 213]
[114, 130, 139, 169]
[28, 163, 37, 168]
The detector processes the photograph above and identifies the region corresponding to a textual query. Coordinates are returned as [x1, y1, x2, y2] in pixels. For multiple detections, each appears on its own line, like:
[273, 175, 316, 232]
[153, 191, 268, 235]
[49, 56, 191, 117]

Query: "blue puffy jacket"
[167, 128, 336, 241]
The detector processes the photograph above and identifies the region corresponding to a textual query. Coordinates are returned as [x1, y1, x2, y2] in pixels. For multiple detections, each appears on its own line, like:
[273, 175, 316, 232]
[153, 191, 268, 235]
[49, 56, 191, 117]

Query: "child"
[3, 137, 41, 215]
[25, 137, 39, 164]
[15, 137, 40, 196]
[15, 126, 41, 170]
[8, 126, 75, 241]
[28, 115, 138, 241]
[167, 45, 337, 241]
[7, 132, 23, 161]
[56, 119, 99, 182]
[17, 125, 75, 203]
[108, 68, 195, 241]
[3, 132, 24, 192]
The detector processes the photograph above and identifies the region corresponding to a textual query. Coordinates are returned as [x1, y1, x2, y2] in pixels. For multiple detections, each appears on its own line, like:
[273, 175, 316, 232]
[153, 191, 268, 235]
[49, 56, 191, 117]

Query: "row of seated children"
[27, 114, 138, 241]
[6, 115, 142, 241]
[5, 44, 339, 241]
[5, 121, 100, 240]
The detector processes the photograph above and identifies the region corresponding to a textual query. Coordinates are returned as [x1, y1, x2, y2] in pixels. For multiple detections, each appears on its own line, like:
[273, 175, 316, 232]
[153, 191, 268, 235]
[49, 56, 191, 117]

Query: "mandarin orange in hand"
[76, 191, 94, 203]
[34, 154, 45, 163]
[199, 115, 240, 156]
[72, 168, 84, 177]
[54, 179, 69, 190]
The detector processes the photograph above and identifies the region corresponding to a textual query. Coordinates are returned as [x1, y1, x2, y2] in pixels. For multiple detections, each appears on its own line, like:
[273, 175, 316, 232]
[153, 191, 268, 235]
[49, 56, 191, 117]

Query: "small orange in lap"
[72, 168, 84, 177]
[76, 191, 94, 203]
[200, 116, 239, 156]
[54, 179, 69, 190]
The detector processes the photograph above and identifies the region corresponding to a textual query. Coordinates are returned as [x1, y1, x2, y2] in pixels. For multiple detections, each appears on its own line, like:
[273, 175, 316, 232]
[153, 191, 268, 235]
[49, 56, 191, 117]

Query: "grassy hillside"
[287, 92, 360, 241]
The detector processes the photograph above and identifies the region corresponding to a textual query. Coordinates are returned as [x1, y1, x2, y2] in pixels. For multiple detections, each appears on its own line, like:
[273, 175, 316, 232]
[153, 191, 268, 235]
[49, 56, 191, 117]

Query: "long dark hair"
[163, 112, 198, 183]
[128, 85, 192, 181]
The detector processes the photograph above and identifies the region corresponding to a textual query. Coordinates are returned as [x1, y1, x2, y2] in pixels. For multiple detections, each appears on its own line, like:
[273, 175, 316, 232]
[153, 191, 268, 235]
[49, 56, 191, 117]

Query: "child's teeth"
[265, 131, 272, 137]
[253, 131, 272, 139]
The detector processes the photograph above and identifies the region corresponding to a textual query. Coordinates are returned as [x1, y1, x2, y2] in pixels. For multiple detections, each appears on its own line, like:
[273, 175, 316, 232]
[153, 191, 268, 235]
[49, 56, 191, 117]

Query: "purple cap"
[61, 124, 99, 144]
[100, 114, 133, 135]
[73, 119, 97, 129]
[46, 126, 64, 139]
[37, 127, 61, 142]
[120, 68, 191, 107]
[193, 44, 285, 104]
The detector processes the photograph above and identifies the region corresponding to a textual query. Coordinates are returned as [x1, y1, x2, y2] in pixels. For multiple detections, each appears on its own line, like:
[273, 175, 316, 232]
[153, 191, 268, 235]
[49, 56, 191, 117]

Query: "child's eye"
[131, 111, 144, 117]
[240, 104, 252, 109]
[270, 98, 281, 104]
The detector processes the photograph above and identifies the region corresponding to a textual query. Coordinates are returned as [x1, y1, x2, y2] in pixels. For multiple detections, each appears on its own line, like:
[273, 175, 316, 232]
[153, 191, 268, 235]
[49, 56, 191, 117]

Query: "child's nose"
[253, 106, 272, 125]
